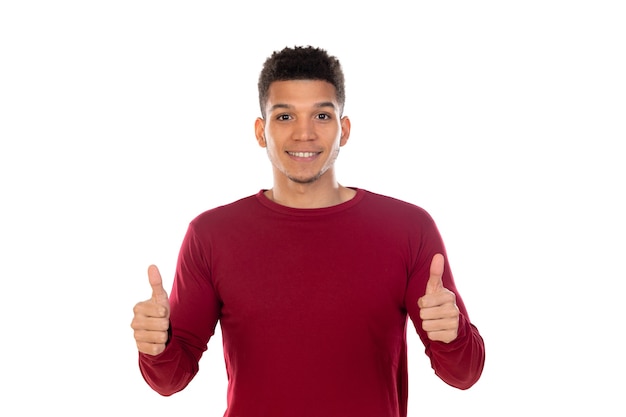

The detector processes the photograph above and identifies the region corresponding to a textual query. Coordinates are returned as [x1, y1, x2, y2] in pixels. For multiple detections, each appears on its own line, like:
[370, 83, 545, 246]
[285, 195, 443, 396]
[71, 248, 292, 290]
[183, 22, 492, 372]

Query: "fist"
[418, 254, 459, 343]
[130, 265, 171, 355]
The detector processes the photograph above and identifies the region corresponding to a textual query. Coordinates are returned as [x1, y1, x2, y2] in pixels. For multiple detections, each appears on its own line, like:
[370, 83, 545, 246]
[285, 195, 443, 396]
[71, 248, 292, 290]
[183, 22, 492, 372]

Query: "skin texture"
[131, 265, 170, 355]
[254, 80, 354, 209]
[131, 79, 460, 355]
[418, 253, 460, 343]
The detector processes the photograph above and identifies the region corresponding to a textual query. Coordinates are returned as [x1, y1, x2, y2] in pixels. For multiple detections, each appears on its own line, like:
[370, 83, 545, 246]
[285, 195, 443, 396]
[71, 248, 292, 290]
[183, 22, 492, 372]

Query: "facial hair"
[270, 147, 341, 185]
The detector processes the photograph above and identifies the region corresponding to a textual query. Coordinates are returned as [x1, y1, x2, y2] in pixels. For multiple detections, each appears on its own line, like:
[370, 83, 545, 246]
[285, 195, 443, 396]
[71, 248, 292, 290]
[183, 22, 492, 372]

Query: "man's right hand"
[131, 265, 171, 355]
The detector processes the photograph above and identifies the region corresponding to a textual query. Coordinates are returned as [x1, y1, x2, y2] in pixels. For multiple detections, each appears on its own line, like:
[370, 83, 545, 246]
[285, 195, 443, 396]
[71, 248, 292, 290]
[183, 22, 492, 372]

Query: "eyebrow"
[268, 101, 337, 113]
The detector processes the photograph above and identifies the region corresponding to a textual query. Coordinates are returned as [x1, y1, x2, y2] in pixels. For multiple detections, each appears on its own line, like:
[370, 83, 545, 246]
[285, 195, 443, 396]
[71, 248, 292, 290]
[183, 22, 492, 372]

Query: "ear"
[339, 116, 351, 147]
[254, 117, 266, 148]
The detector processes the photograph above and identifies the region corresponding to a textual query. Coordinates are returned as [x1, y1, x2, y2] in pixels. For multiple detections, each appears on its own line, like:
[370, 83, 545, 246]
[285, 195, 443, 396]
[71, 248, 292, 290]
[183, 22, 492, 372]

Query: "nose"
[293, 119, 316, 141]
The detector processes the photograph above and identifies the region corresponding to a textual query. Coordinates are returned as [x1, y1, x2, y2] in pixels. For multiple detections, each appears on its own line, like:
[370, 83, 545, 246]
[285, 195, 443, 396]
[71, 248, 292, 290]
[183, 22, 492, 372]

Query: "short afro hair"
[257, 45, 345, 118]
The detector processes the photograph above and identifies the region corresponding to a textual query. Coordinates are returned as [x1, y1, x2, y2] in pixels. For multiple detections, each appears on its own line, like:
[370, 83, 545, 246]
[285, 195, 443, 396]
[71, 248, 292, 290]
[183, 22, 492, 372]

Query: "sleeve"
[138, 221, 221, 396]
[405, 212, 485, 390]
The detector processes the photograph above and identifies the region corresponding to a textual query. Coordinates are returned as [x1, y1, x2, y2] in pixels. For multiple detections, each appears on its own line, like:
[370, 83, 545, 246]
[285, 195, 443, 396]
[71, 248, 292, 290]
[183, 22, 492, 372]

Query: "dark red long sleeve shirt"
[139, 189, 485, 416]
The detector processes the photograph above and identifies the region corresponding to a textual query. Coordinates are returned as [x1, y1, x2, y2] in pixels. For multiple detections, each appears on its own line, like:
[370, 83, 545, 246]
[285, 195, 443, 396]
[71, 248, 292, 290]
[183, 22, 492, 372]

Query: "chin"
[288, 173, 323, 184]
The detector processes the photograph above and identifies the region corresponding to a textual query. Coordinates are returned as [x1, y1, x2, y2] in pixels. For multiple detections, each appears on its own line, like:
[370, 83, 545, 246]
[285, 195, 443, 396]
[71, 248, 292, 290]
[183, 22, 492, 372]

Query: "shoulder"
[360, 189, 434, 220]
[350, 189, 443, 243]
[189, 193, 260, 229]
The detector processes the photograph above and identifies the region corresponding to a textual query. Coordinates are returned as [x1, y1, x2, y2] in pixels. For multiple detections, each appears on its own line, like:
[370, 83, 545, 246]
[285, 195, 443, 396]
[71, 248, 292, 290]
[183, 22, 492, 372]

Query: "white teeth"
[289, 152, 317, 157]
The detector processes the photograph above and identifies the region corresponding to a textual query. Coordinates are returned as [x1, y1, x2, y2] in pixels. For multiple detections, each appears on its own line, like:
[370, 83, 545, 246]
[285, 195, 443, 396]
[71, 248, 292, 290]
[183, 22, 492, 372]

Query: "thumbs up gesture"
[418, 254, 459, 343]
[130, 265, 171, 355]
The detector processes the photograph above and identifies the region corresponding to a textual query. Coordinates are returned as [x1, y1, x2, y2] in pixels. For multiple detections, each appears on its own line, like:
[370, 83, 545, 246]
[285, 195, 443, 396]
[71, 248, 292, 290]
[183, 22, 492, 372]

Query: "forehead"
[266, 80, 338, 109]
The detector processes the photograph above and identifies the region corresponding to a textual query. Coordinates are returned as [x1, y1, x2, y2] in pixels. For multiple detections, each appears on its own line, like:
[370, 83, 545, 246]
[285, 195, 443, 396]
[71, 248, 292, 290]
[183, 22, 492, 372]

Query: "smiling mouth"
[287, 151, 319, 158]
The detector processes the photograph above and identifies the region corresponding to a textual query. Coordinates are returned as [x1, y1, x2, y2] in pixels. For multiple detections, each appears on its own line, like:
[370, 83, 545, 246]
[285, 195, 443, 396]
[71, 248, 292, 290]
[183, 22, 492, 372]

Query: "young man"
[131, 46, 485, 417]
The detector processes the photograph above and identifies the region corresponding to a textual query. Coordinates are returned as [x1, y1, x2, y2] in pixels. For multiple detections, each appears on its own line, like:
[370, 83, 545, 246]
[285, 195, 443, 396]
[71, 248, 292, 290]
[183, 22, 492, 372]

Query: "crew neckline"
[255, 188, 366, 216]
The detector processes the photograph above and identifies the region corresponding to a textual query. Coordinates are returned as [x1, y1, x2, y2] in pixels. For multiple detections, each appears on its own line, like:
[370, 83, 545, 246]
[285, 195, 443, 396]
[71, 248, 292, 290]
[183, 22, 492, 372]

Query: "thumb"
[425, 253, 445, 295]
[147, 264, 169, 305]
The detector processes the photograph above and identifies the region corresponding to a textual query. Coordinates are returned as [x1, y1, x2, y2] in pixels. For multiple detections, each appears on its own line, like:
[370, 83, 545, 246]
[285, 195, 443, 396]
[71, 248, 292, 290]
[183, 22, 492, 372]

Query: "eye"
[276, 114, 292, 121]
[316, 113, 332, 121]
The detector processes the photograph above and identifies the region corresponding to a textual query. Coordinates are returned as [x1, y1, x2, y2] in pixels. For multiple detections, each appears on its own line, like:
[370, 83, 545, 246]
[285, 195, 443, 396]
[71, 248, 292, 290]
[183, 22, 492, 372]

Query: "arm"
[135, 223, 221, 396]
[406, 220, 485, 389]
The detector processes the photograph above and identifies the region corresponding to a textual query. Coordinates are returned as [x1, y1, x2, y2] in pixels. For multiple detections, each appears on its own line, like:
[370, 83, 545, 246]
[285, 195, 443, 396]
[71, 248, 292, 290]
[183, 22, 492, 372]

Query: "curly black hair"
[257, 46, 345, 118]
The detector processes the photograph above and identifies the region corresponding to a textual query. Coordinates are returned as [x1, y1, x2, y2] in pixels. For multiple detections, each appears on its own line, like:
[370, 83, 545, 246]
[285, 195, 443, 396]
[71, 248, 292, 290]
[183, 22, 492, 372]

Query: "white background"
[1, 1, 624, 415]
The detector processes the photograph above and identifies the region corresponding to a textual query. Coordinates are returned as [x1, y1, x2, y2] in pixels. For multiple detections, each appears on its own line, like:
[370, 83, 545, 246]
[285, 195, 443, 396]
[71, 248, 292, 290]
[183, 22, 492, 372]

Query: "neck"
[266, 174, 355, 209]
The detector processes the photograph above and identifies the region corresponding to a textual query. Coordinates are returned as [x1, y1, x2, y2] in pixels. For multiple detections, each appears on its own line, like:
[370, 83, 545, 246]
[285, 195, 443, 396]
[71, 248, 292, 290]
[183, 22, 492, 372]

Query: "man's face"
[255, 80, 350, 185]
